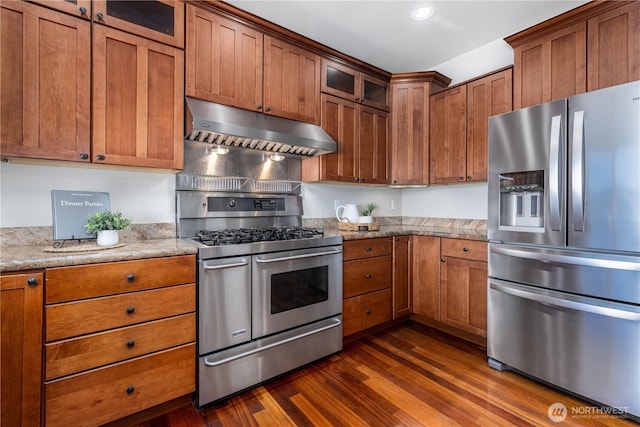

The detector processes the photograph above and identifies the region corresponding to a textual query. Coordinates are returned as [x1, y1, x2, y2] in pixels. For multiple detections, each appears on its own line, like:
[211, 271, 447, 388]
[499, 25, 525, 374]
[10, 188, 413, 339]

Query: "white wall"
[0, 39, 511, 227]
[0, 162, 175, 227]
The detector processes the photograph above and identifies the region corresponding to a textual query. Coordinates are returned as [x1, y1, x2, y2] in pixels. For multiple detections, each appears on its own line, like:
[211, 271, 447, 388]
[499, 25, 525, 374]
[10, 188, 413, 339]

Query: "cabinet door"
[0, 1, 91, 162]
[440, 257, 488, 337]
[92, 25, 184, 169]
[1, 271, 43, 427]
[587, 1, 640, 91]
[466, 68, 513, 182]
[321, 58, 358, 103]
[361, 73, 389, 111]
[185, 5, 263, 112]
[430, 85, 467, 184]
[391, 83, 430, 185]
[263, 35, 320, 124]
[513, 22, 586, 109]
[92, 0, 184, 48]
[393, 235, 412, 319]
[411, 236, 440, 319]
[358, 105, 389, 184]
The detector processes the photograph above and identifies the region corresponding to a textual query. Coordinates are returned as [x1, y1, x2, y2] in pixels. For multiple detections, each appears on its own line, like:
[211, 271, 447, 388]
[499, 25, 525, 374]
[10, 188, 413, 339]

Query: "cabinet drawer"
[441, 239, 487, 262]
[343, 256, 391, 298]
[45, 313, 195, 380]
[46, 284, 195, 341]
[46, 255, 195, 303]
[343, 289, 392, 336]
[343, 237, 392, 261]
[45, 343, 195, 427]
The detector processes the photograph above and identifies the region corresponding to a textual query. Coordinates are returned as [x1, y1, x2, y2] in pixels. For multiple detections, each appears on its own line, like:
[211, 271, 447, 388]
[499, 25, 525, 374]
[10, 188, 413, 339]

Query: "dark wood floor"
[136, 322, 637, 426]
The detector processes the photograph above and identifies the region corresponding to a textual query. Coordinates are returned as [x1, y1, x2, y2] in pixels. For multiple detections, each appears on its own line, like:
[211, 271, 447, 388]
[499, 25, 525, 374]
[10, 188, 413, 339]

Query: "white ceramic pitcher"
[335, 204, 359, 223]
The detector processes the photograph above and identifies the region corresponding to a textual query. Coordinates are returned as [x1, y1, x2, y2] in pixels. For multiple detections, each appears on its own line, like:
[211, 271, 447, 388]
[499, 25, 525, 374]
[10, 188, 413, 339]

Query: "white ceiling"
[225, 0, 588, 73]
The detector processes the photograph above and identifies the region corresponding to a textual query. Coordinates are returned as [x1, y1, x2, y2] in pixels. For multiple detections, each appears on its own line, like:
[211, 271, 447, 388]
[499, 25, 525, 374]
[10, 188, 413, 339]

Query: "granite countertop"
[0, 219, 487, 272]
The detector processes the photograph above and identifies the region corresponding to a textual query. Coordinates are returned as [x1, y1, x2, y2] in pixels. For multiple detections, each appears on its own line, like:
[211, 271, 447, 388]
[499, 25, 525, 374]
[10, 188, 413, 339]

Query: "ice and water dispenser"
[499, 170, 545, 230]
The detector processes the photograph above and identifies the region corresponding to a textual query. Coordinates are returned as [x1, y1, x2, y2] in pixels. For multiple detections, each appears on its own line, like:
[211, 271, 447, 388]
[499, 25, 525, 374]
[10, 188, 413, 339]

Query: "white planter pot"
[97, 230, 119, 247]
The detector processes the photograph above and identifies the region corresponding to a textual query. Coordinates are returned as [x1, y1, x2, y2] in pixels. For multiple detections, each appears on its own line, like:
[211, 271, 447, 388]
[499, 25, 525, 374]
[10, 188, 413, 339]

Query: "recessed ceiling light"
[411, 5, 434, 22]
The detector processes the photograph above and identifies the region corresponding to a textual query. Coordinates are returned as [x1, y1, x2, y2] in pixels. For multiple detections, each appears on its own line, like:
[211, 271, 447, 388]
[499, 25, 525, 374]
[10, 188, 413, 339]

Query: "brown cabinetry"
[342, 238, 392, 337]
[439, 239, 488, 337]
[0, 0, 184, 169]
[186, 4, 320, 124]
[508, 1, 639, 109]
[302, 94, 388, 184]
[393, 235, 412, 319]
[0, 1, 91, 162]
[44, 255, 196, 427]
[411, 236, 441, 320]
[430, 68, 512, 183]
[92, 25, 184, 168]
[390, 72, 450, 185]
[322, 59, 389, 111]
[1, 271, 44, 427]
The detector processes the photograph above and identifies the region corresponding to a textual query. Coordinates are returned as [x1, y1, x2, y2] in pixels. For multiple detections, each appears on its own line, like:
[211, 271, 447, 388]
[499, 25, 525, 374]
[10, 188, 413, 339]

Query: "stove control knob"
[228, 199, 236, 208]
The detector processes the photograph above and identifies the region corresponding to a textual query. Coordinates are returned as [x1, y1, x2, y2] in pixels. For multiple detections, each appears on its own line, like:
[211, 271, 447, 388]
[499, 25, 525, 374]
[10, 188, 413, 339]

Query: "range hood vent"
[185, 97, 336, 157]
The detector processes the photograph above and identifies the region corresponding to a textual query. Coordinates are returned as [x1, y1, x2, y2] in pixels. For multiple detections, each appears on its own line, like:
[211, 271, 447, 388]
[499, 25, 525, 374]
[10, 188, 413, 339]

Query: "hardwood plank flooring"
[135, 322, 637, 426]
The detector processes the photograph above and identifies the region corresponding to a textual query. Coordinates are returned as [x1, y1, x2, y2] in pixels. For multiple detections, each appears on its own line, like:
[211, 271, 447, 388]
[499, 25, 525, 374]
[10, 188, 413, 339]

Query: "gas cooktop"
[197, 226, 324, 246]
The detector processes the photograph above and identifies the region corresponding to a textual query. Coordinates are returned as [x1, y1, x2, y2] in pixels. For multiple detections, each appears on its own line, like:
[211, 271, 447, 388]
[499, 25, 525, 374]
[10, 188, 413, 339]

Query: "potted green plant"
[85, 211, 132, 246]
[359, 203, 376, 223]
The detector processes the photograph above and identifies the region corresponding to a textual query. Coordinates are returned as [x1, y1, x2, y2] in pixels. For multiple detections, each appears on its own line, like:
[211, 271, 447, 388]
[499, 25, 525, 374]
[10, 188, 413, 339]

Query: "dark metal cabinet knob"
[467, 176, 472, 180]
[257, 104, 262, 110]
[126, 385, 135, 394]
[126, 306, 135, 314]
[365, 274, 372, 279]
[440, 257, 445, 262]
[463, 247, 469, 252]
[27, 277, 38, 287]
[459, 176, 465, 181]
[127, 274, 135, 282]
[365, 246, 372, 251]
[96, 154, 105, 161]
[96, 12, 104, 20]
[265, 107, 271, 112]
[127, 340, 135, 348]
[366, 309, 372, 315]
[79, 6, 87, 14]
[79, 153, 89, 160]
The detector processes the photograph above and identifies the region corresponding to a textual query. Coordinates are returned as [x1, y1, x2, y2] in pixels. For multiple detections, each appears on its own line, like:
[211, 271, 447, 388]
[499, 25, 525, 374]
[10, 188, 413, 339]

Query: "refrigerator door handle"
[490, 281, 640, 321]
[549, 115, 562, 231]
[571, 110, 585, 231]
[490, 245, 640, 271]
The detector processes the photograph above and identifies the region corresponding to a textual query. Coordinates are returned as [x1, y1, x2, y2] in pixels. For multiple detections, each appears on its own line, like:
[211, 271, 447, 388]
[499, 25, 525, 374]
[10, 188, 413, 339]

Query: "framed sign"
[51, 190, 111, 241]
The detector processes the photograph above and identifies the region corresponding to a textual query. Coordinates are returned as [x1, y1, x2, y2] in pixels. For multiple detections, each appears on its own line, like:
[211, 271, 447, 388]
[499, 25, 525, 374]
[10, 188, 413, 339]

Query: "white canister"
[335, 204, 359, 223]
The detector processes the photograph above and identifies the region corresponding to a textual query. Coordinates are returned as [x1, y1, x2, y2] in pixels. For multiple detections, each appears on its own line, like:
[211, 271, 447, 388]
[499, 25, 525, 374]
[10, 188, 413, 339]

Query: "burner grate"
[197, 227, 324, 246]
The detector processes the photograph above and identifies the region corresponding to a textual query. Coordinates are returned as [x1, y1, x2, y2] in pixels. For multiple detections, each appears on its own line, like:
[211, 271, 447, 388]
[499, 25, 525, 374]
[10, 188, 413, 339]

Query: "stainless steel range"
[177, 188, 342, 407]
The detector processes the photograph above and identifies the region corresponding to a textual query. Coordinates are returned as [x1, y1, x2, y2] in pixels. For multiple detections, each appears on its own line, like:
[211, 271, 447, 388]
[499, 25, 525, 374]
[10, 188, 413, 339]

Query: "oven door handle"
[203, 259, 250, 270]
[203, 318, 342, 367]
[254, 249, 342, 264]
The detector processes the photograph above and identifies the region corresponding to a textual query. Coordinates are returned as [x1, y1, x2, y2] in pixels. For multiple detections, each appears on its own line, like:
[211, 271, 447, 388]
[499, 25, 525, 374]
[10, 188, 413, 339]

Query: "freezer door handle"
[490, 245, 640, 271]
[571, 110, 585, 231]
[490, 281, 640, 321]
[549, 115, 562, 231]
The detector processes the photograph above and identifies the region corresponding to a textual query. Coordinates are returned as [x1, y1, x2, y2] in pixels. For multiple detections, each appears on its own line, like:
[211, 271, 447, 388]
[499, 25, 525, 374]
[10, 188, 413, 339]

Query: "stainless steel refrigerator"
[487, 80, 640, 420]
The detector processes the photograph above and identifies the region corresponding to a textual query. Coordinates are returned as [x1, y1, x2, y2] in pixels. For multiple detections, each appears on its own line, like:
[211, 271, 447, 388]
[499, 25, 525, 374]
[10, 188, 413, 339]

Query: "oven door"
[252, 245, 342, 338]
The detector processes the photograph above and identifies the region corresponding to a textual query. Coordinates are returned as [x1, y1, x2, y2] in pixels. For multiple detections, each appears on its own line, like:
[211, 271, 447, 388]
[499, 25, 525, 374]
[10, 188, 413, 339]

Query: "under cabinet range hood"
[185, 97, 337, 157]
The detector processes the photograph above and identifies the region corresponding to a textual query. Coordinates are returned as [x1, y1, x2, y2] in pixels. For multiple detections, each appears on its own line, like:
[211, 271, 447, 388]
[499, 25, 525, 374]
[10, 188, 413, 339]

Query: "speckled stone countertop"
[1, 218, 486, 272]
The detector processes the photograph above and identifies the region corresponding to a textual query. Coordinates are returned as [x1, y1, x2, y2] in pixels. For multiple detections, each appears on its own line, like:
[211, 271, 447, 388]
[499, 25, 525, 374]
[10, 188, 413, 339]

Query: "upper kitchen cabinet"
[0, 1, 91, 162]
[92, 0, 184, 48]
[507, 1, 639, 109]
[185, 5, 262, 112]
[430, 68, 512, 184]
[92, 25, 184, 168]
[302, 93, 388, 184]
[185, 4, 320, 124]
[390, 72, 450, 185]
[322, 58, 389, 111]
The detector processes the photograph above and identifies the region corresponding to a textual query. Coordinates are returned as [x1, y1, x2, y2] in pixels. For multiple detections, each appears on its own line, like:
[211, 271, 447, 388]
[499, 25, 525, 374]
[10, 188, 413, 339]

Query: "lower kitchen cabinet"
[393, 235, 412, 318]
[1, 270, 44, 427]
[439, 239, 488, 337]
[43, 255, 196, 427]
[342, 238, 392, 337]
[411, 235, 441, 319]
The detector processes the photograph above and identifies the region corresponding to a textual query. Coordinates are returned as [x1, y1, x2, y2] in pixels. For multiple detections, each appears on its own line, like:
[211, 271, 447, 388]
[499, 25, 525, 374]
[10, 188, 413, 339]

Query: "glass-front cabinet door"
[93, 0, 184, 48]
[321, 59, 389, 111]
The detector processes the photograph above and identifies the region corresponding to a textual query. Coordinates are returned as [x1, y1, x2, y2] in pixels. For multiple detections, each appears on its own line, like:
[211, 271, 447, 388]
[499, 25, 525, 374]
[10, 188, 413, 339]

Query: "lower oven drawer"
[488, 279, 640, 418]
[45, 343, 195, 427]
[198, 316, 342, 407]
[343, 288, 392, 336]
